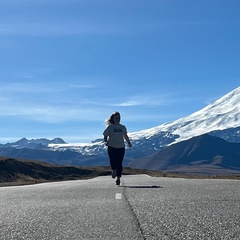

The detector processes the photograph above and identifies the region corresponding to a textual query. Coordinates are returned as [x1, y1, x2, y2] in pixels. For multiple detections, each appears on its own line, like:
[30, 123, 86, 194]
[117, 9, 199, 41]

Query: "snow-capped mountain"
[129, 86, 240, 143]
[0, 86, 239, 167]
[48, 86, 240, 155]
[129, 134, 240, 175]
[1, 138, 66, 149]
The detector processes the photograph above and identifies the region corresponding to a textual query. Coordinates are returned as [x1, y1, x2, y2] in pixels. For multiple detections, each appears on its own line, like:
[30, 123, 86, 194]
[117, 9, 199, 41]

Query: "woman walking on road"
[103, 111, 132, 185]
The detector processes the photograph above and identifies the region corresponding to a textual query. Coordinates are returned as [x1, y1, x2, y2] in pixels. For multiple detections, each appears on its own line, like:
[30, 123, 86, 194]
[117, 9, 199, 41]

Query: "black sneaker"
[111, 170, 116, 179]
[116, 178, 120, 185]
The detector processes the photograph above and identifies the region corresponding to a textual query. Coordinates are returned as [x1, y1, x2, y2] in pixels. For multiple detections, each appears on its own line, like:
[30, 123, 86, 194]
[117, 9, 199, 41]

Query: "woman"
[103, 111, 132, 185]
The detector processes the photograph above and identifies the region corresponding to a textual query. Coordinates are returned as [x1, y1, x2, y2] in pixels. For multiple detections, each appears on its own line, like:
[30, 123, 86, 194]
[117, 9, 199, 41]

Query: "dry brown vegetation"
[0, 157, 239, 187]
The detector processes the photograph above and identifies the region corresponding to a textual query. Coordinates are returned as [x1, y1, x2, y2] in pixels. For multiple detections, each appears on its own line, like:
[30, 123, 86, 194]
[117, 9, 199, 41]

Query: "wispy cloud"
[0, 82, 61, 94]
[0, 80, 106, 122]
[0, 79, 200, 125]
[0, 100, 107, 123]
[69, 84, 96, 89]
[0, 0, 85, 7]
[112, 94, 175, 107]
[1, 13, 231, 38]
[0, 22, 127, 37]
[0, 79, 97, 97]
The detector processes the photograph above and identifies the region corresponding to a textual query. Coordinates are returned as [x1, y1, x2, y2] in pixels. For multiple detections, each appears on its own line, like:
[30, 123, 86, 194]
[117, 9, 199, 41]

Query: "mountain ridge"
[128, 134, 240, 175]
[0, 137, 66, 149]
[129, 86, 240, 143]
[0, 86, 239, 173]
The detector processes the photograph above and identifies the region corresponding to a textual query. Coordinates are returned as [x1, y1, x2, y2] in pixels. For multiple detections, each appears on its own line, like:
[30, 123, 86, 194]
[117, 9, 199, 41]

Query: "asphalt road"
[0, 175, 240, 240]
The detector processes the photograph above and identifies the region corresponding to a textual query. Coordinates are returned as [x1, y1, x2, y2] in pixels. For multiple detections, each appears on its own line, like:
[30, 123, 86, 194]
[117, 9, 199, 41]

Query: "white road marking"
[115, 193, 122, 200]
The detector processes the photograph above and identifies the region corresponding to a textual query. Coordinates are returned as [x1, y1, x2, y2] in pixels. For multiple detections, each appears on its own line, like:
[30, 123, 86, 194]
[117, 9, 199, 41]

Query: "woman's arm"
[103, 135, 108, 146]
[123, 134, 132, 147]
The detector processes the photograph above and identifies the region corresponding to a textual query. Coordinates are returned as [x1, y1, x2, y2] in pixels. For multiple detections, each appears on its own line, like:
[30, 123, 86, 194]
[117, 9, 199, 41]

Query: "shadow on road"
[120, 185, 163, 189]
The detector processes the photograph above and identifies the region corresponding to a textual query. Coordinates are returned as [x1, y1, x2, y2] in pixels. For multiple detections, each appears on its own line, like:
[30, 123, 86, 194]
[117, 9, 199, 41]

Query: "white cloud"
[0, 80, 190, 125]
[113, 94, 173, 107]
[116, 100, 141, 107]
[0, 102, 107, 123]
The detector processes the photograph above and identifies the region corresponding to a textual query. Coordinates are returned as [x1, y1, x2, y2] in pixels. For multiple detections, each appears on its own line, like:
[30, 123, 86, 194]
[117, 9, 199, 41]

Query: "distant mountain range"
[0, 137, 66, 149]
[0, 86, 239, 175]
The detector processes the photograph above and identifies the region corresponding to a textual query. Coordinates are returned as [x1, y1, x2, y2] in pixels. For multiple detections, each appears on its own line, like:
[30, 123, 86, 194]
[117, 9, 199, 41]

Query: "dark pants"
[107, 146, 125, 177]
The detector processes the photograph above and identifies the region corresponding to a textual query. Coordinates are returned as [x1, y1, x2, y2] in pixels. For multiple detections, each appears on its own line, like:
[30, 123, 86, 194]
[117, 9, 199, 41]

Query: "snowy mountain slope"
[209, 127, 240, 143]
[128, 134, 240, 175]
[1, 87, 239, 167]
[129, 86, 240, 143]
[46, 86, 240, 160]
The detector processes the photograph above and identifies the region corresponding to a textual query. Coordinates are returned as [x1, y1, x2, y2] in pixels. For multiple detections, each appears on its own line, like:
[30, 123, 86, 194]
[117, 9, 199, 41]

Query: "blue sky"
[0, 0, 239, 143]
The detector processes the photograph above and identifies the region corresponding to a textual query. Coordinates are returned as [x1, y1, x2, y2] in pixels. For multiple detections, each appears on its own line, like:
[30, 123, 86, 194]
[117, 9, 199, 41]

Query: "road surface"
[0, 175, 240, 239]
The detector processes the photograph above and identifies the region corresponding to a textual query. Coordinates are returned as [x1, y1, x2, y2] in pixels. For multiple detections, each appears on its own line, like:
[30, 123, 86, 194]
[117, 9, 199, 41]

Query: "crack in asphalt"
[121, 180, 147, 240]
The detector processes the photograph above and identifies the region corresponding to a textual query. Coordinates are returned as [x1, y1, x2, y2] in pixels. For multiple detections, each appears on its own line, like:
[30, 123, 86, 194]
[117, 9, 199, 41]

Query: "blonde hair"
[105, 111, 120, 125]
